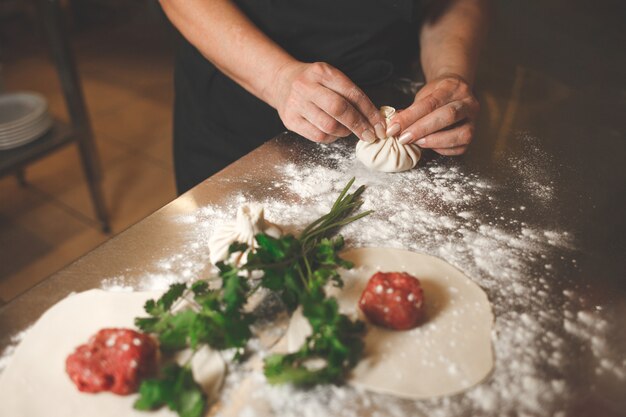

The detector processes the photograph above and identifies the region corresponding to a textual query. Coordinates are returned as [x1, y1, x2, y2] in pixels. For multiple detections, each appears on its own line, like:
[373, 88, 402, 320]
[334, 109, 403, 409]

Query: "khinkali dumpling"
[208, 204, 282, 265]
[356, 106, 421, 172]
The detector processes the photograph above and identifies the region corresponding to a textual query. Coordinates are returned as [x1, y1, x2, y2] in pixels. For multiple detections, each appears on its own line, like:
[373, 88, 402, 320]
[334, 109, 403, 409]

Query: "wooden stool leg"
[38, 0, 111, 233]
[76, 132, 111, 233]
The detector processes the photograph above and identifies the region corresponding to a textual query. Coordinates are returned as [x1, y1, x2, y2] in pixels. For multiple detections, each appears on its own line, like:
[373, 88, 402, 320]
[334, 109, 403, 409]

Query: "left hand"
[386, 74, 480, 155]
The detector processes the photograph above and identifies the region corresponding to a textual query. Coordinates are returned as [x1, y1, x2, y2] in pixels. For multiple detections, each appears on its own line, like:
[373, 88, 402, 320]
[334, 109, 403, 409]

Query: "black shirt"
[236, 0, 419, 85]
[173, 0, 420, 193]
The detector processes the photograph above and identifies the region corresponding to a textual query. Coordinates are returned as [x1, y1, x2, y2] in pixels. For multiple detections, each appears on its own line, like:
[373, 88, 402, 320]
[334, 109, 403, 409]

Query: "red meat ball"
[359, 271, 424, 330]
[66, 328, 158, 395]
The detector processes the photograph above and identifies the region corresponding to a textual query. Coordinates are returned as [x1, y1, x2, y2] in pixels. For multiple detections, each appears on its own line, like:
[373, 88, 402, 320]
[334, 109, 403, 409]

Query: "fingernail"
[416, 138, 426, 146]
[374, 123, 386, 140]
[386, 123, 401, 137]
[398, 132, 413, 144]
[362, 129, 376, 143]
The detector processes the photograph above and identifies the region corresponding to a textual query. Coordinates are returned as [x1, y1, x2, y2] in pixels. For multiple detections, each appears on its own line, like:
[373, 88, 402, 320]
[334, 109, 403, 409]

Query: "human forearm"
[159, 0, 295, 105]
[161, 0, 386, 143]
[384, 0, 489, 154]
[420, 0, 490, 86]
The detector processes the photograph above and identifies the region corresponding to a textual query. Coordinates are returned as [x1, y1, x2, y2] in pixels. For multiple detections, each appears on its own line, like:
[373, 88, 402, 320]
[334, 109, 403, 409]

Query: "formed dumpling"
[208, 204, 281, 265]
[356, 106, 421, 172]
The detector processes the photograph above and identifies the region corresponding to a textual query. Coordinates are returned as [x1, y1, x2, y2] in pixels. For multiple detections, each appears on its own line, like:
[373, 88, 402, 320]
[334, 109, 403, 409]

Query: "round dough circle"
[286, 247, 495, 399]
[0, 290, 225, 417]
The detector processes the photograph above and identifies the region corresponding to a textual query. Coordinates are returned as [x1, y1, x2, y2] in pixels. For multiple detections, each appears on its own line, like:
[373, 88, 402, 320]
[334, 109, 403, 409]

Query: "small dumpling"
[356, 106, 421, 172]
[208, 204, 281, 265]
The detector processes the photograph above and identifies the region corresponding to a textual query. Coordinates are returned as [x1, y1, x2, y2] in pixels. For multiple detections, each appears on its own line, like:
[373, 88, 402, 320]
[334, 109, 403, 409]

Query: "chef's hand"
[386, 74, 480, 155]
[271, 61, 386, 144]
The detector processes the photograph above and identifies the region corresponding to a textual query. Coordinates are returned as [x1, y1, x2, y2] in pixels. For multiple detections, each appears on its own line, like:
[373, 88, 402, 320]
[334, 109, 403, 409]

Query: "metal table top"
[1, 129, 624, 416]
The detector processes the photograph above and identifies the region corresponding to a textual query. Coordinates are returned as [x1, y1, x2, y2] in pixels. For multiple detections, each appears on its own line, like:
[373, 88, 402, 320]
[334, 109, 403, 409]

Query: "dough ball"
[355, 106, 421, 172]
[208, 204, 281, 265]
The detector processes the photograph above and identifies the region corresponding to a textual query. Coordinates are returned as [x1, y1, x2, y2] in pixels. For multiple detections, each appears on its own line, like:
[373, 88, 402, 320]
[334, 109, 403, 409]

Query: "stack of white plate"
[0, 92, 53, 151]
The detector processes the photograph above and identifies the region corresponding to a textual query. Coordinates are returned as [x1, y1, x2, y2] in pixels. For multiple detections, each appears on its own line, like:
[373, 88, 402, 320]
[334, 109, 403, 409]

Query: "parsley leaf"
[134, 363, 205, 417]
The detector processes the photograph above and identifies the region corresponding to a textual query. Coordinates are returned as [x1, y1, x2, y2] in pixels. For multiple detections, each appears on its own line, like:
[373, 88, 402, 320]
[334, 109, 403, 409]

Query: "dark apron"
[173, 0, 419, 193]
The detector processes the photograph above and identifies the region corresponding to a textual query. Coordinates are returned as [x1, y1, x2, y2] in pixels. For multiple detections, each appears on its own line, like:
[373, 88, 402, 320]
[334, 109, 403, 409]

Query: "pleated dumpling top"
[356, 106, 421, 172]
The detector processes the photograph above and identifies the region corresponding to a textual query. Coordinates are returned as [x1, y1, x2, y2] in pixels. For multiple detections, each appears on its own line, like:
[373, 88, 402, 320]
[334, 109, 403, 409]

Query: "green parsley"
[134, 178, 371, 417]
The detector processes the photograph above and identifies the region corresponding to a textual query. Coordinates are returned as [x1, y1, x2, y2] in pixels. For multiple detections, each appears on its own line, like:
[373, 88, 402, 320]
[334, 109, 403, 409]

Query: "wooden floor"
[0, 16, 177, 303]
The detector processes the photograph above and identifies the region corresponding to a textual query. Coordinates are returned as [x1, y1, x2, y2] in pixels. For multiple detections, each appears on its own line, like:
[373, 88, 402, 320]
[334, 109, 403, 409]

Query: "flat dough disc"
[0, 290, 225, 417]
[286, 247, 495, 399]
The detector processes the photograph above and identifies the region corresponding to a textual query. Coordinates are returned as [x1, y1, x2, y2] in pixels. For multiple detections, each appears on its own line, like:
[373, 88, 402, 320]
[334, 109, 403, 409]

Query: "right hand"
[269, 61, 387, 144]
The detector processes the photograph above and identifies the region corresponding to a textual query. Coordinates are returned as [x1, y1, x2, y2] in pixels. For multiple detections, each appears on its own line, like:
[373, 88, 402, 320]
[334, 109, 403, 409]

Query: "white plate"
[0, 92, 48, 129]
[0, 135, 50, 150]
[0, 113, 51, 138]
[0, 114, 52, 141]
[0, 111, 49, 134]
[0, 117, 52, 150]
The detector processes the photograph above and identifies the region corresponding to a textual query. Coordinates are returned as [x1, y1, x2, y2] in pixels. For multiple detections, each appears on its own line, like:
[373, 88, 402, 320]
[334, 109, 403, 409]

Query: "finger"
[310, 87, 377, 142]
[397, 99, 476, 145]
[316, 66, 386, 139]
[386, 87, 453, 137]
[292, 116, 338, 144]
[432, 145, 469, 156]
[414, 123, 474, 149]
[301, 101, 352, 137]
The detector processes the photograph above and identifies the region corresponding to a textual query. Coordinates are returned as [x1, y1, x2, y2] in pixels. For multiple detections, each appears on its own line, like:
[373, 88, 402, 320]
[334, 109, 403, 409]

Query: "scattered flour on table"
[1, 139, 623, 416]
[102, 273, 185, 293]
[502, 133, 556, 204]
[197, 143, 620, 417]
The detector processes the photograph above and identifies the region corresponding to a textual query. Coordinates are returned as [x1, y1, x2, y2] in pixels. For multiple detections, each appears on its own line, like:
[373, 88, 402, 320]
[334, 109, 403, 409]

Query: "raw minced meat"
[359, 272, 424, 330]
[66, 328, 158, 395]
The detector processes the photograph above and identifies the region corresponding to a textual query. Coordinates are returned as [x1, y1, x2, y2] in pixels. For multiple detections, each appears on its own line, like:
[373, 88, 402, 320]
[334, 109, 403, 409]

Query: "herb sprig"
[134, 178, 371, 417]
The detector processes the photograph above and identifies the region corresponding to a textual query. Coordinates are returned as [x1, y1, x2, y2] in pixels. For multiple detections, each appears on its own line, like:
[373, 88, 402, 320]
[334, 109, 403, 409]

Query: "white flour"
[1, 137, 623, 416]
[190, 141, 621, 417]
